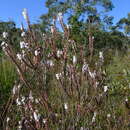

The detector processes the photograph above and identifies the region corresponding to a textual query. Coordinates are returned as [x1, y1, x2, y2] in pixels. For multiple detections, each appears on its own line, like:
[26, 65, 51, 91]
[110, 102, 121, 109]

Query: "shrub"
[0, 10, 130, 130]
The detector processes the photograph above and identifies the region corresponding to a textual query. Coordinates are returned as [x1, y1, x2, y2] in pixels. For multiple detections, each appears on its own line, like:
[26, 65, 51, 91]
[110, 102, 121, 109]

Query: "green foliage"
[0, 55, 17, 114]
[38, 0, 130, 51]
[107, 51, 130, 95]
[0, 21, 21, 51]
[94, 30, 129, 50]
[116, 13, 130, 35]
[40, 0, 114, 31]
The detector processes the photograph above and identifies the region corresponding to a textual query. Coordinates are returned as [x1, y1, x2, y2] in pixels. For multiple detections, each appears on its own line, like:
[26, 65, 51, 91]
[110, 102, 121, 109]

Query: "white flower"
[29, 91, 34, 102]
[1, 41, 8, 48]
[35, 98, 39, 103]
[20, 41, 25, 49]
[64, 103, 68, 110]
[43, 118, 47, 124]
[94, 112, 97, 116]
[43, 33, 45, 37]
[95, 82, 99, 88]
[33, 112, 38, 121]
[99, 51, 103, 58]
[51, 26, 55, 34]
[103, 70, 106, 75]
[49, 60, 54, 67]
[22, 50, 26, 57]
[18, 124, 22, 129]
[68, 40, 71, 43]
[66, 24, 70, 29]
[22, 8, 28, 21]
[125, 97, 128, 102]
[80, 127, 84, 130]
[56, 73, 62, 80]
[30, 116, 33, 119]
[1, 41, 6, 46]
[21, 32, 26, 37]
[20, 41, 29, 49]
[33, 111, 40, 122]
[92, 112, 97, 123]
[58, 12, 62, 17]
[18, 84, 21, 89]
[16, 98, 21, 106]
[123, 69, 127, 75]
[21, 96, 25, 103]
[104, 86, 108, 92]
[13, 84, 21, 95]
[7, 117, 10, 123]
[16, 67, 20, 74]
[47, 60, 54, 67]
[99, 51, 103, 60]
[57, 12, 63, 21]
[107, 114, 111, 118]
[2, 46, 6, 51]
[53, 18, 56, 24]
[89, 71, 96, 79]
[35, 50, 39, 56]
[17, 53, 22, 61]
[18, 121, 22, 130]
[2, 32, 8, 38]
[20, 25, 23, 31]
[57, 50, 63, 57]
[1, 42, 8, 51]
[12, 85, 18, 95]
[73, 55, 77, 64]
[82, 62, 88, 73]
[24, 42, 29, 49]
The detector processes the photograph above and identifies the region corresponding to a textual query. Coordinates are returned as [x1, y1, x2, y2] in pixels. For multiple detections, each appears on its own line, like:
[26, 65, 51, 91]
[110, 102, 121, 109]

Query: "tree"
[39, 0, 129, 55]
[40, 0, 114, 31]
[116, 13, 130, 35]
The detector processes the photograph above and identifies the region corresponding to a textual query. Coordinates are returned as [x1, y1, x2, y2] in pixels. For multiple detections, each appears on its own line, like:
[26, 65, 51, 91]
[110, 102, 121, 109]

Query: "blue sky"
[110, 0, 130, 23]
[0, 0, 48, 27]
[0, 0, 130, 27]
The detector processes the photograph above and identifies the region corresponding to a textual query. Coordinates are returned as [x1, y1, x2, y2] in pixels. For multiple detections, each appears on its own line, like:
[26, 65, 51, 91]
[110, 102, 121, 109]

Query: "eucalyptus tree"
[40, 0, 114, 31]
[116, 13, 130, 35]
[40, 0, 114, 59]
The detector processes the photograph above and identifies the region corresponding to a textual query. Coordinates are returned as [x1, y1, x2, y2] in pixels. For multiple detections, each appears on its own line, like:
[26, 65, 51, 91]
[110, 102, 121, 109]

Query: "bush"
[0, 11, 130, 130]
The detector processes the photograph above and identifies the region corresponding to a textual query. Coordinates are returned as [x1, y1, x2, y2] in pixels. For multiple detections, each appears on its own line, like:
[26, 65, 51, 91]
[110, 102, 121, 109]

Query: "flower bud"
[57, 12, 63, 21]
[73, 55, 77, 64]
[22, 8, 28, 21]
[2, 32, 8, 38]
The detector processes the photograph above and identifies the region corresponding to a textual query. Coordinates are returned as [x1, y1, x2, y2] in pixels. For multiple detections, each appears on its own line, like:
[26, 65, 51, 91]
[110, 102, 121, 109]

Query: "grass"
[0, 54, 17, 116]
